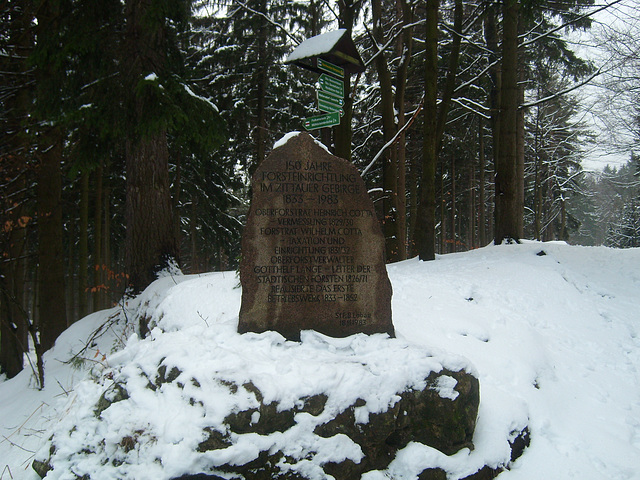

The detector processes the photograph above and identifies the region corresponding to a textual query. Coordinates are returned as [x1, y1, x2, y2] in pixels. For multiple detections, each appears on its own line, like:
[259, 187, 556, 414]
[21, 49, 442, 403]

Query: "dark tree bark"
[494, 0, 522, 244]
[78, 172, 89, 317]
[516, 69, 525, 238]
[0, 0, 31, 376]
[414, 0, 439, 261]
[36, 126, 68, 352]
[0, 165, 28, 376]
[434, 0, 462, 153]
[93, 163, 104, 309]
[484, 3, 500, 244]
[253, 0, 268, 170]
[468, 156, 475, 249]
[478, 118, 487, 247]
[393, 0, 412, 260]
[415, 0, 462, 260]
[123, 0, 179, 297]
[125, 132, 178, 295]
[1, 281, 26, 378]
[371, 0, 413, 262]
[451, 155, 456, 253]
[33, 0, 68, 352]
[372, 0, 400, 262]
[334, 0, 358, 161]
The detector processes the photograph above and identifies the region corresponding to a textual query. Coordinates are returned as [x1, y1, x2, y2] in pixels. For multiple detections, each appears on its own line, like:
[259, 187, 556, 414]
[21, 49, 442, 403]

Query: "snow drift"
[1, 241, 639, 479]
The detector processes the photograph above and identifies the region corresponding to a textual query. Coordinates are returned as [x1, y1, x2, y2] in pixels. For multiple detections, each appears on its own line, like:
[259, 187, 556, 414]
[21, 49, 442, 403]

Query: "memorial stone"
[238, 132, 394, 340]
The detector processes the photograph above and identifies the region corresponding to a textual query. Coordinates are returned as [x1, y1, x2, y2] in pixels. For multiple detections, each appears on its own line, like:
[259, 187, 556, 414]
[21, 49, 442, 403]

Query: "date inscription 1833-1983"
[238, 132, 394, 341]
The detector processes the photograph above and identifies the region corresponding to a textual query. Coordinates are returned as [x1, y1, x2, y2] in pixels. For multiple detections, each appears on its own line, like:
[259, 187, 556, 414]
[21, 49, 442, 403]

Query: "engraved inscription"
[238, 132, 393, 340]
[252, 160, 370, 309]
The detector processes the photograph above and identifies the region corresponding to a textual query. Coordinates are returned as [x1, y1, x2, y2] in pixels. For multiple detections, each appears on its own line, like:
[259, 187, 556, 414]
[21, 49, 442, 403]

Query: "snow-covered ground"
[1, 241, 639, 479]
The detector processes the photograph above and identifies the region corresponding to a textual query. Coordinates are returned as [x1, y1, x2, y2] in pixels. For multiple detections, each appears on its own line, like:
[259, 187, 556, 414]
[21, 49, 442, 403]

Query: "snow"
[1, 241, 640, 479]
[273, 131, 331, 154]
[273, 131, 302, 149]
[182, 84, 219, 113]
[286, 29, 346, 63]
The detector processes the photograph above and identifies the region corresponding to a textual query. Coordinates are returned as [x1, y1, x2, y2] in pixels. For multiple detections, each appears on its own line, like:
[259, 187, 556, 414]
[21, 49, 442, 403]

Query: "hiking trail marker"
[303, 111, 341, 131]
[318, 58, 344, 77]
[285, 30, 365, 132]
[318, 73, 344, 98]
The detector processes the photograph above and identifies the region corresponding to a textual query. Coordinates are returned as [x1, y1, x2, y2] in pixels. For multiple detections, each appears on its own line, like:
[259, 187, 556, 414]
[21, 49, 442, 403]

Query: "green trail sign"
[319, 74, 344, 98]
[303, 111, 341, 131]
[317, 58, 344, 78]
[317, 90, 344, 113]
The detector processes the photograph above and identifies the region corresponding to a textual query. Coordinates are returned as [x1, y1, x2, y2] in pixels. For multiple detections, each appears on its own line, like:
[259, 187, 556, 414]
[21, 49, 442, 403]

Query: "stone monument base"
[32, 331, 529, 480]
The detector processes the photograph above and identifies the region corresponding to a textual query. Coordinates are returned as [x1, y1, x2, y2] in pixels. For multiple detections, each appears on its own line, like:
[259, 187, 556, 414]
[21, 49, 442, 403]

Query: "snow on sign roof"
[287, 29, 347, 62]
[285, 29, 365, 75]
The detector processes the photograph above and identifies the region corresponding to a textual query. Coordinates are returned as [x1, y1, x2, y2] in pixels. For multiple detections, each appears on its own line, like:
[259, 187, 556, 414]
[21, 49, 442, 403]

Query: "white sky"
[569, 0, 640, 171]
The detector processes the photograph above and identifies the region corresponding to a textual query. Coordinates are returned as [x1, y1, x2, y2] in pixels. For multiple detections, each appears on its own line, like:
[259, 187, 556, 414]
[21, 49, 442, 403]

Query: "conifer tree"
[0, 0, 33, 376]
[31, 0, 70, 354]
[119, 0, 227, 296]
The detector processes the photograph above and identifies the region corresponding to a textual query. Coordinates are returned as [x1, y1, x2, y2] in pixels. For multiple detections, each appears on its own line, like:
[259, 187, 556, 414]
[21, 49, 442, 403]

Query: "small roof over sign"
[285, 29, 365, 75]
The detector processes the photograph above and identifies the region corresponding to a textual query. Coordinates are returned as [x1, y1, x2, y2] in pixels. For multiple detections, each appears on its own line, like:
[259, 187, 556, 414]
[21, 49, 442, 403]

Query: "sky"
[571, 0, 639, 171]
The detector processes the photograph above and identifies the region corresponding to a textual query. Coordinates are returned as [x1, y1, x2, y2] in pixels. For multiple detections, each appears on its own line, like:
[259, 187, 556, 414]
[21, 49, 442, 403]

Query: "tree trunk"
[372, 0, 400, 262]
[434, 0, 463, 153]
[393, 0, 413, 260]
[415, 0, 462, 260]
[103, 166, 112, 303]
[438, 166, 444, 254]
[534, 156, 542, 241]
[0, 177, 28, 377]
[254, 0, 268, 170]
[415, 0, 440, 261]
[478, 118, 486, 247]
[123, 0, 180, 299]
[334, 0, 357, 161]
[516, 66, 525, 237]
[0, 1, 31, 376]
[560, 198, 567, 241]
[484, 3, 500, 244]
[78, 172, 89, 317]
[451, 156, 456, 253]
[93, 164, 104, 309]
[1, 278, 26, 378]
[494, 0, 521, 245]
[0, 180, 28, 376]
[469, 156, 476, 250]
[36, 126, 68, 352]
[125, 131, 178, 295]
[408, 157, 419, 255]
[190, 195, 199, 272]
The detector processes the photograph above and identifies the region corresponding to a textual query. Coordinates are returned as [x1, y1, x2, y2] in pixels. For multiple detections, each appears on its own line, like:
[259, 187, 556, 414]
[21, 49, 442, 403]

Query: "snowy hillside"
[1, 241, 639, 479]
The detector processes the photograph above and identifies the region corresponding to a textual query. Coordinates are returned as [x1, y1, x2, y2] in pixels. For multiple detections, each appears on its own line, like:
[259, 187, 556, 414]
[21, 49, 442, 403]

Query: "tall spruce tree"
[119, 0, 227, 297]
[494, 0, 595, 244]
[0, 0, 33, 377]
[122, 0, 182, 296]
[414, 0, 464, 260]
[370, 0, 415, 261]
[494, 0, 520, 244]
[31, 0, 70, 355]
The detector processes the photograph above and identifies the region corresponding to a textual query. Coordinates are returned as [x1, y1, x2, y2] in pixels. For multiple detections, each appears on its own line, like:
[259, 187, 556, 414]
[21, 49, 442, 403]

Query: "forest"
[1, 0, 639, 380]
